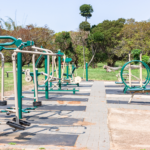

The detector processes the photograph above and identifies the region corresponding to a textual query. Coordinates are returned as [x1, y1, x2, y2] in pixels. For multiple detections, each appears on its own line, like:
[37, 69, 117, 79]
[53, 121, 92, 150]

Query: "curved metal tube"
[0, 36, 17, 46]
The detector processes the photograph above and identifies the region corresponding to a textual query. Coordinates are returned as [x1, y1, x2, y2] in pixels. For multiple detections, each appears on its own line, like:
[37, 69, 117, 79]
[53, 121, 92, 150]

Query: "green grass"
[0, 61, 148, 92]
[39, 148, 45, 150]
[0, 63, 45, 92]
[76, 62, 147, 81]
[9, 142, 16, 145]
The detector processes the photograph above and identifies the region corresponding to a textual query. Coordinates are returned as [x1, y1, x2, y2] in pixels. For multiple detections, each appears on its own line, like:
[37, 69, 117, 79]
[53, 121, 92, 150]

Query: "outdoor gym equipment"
[32, 50, 79, 98]
[120, 59, 150, 103]
[61, 56, 82, 86]
[0, 36, 34, 130]
[0, 36, 60, 131]
[115, 52, 141, 84]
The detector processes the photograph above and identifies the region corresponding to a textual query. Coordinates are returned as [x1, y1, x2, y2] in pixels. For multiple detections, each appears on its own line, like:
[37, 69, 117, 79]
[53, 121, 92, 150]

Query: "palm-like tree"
[0, 17, 18, 31]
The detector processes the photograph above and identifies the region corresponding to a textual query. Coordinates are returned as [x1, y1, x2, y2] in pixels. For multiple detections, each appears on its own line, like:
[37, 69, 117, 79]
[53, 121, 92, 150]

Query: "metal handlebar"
[0, 36, 34, 50]
[0, 36, 17, 46]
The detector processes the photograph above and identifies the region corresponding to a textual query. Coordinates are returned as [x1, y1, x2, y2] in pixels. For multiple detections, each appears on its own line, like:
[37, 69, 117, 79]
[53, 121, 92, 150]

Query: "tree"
[80, 4, 93, 22]
[0, 17, 18, 31]
[79, 21, 90, 31]
[0, 23, 55, 67]
[70, 31, 89, 68]
[55, 31, 73, 56]
[78, 30, 89, 69]
[87, 32, 104, 67]
[91, 18, 126, 66]
[119, 20, 150, 56]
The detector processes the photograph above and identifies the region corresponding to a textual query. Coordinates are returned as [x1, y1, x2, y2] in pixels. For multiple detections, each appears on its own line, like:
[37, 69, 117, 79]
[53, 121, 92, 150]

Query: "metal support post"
[12, 52, 19, 124]
[58, 50, 62, 89]
[86, 62, 88, 81]
[129, 52, 131, 87]
[45, 54, 49, 99]
[66, 62, 69, 79]
[140, 52, 142, 87]
[17, 52, 22, 119]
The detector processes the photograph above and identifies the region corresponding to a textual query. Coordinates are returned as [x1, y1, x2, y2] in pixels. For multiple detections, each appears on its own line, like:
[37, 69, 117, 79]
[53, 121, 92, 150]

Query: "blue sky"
[0, 0, 150, 33]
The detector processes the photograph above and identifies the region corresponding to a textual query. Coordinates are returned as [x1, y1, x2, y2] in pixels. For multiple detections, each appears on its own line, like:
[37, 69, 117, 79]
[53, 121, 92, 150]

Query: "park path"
[0, 81, 110, 150]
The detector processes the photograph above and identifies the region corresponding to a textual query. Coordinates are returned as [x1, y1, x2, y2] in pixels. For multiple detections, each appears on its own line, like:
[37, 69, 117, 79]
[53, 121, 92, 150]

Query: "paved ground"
[0, 81, 110, 150]
[1, 81, 150, 150]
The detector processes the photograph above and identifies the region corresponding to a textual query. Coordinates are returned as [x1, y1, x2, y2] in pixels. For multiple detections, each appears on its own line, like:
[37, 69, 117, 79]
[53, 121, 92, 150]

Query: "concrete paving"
[0, 81, 110, 150]
[2, 80, 149, 149]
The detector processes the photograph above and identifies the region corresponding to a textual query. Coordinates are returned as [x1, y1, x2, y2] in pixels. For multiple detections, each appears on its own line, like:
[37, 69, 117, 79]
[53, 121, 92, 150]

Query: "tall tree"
[87, 32, 104, 67]
[80, 4, 93, 22]
[91, 18, 126, 66]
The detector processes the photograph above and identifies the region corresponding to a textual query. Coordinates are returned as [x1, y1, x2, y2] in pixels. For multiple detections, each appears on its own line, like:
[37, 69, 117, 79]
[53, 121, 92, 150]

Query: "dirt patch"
[57, 101, 81, 105]
[73, 121, 95, 126]
[108, 108, 150, 150]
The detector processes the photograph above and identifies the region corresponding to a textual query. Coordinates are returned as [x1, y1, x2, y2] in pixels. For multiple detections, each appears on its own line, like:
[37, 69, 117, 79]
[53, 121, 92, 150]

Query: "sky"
[0, 0, 150, 33]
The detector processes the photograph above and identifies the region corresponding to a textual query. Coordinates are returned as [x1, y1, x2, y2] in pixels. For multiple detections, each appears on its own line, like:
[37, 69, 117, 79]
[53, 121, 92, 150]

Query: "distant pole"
[86, 62, 88, 81]
[58, 50, 62, 89]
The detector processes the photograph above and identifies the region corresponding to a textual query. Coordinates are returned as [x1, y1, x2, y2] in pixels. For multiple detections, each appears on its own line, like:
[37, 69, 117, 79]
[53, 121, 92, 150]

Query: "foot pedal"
[0, 101, 7, 106]
[25, 107, 35, 110]
[12, 118, 31, 126]
[6, 121, 25, 130]
[33, 101, 42, 107]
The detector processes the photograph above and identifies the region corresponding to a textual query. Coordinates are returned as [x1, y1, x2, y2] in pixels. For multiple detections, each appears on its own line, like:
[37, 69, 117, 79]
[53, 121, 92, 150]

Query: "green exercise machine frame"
[32, 50, 79, 99]
[120, 60, 150, 93]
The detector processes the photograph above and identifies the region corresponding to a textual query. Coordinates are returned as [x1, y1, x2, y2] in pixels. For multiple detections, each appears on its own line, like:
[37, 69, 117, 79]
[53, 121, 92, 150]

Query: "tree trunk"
[85, 17, 87, 22]
[74, 53, 78, 68]
[88, 45, 96, 67]
[83, 45, 85, 69]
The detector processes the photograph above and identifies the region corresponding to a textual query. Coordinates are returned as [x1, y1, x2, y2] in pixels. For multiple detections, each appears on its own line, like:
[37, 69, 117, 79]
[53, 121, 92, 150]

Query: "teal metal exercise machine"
[120, 58, 150, 103]
[61, 56, 82, 86]
[0, 36, 34, 130]
[32, 50, 79, 98]
[0, 36, 60, 131]
[115, 52, 141, 84]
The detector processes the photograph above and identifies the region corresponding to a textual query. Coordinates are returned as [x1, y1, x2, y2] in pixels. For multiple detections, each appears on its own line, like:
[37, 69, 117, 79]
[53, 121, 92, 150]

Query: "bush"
[79, 21, 90, 31]
[76, 45, 91, 66]
[142, 55, 149, 64]
[131, 49, 141, 60]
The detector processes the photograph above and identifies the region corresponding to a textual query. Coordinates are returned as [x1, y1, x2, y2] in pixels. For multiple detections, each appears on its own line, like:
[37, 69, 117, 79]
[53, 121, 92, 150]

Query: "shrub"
[79, 21, 90, 31]
[131, 49, 141, 60]
[142, 55, 149, 64]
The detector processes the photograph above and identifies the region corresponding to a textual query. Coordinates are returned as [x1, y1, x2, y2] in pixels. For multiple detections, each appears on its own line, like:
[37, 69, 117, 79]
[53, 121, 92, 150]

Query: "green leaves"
[55, 31, 73, 56]
[93, 32, 104, 42]
[79, 21, 91, 31]
[142, 55, 150, 64]
[79, 4, 93, 21]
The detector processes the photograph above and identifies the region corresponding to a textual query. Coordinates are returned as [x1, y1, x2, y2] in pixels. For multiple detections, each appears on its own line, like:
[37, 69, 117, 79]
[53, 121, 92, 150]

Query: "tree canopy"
[80, 4, 93, 21]
[79, 21, 91, 31]
[91, 18, 126, 66]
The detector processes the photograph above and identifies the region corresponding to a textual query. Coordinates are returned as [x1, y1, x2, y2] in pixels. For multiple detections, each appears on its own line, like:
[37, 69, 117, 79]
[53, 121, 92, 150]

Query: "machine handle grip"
[0, 36, 17, 46]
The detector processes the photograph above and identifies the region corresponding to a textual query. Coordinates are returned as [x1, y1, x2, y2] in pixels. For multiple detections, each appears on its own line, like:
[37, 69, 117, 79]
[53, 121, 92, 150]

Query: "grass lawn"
[0, 61, 148, 92]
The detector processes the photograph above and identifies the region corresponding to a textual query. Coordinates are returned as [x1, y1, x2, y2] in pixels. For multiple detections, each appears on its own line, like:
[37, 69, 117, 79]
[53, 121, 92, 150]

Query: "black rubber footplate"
[0, 100, 7, 106]
[12, 118, 31, 126]
[33, 101, 42, 106]
[6, 121, 25, 130]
